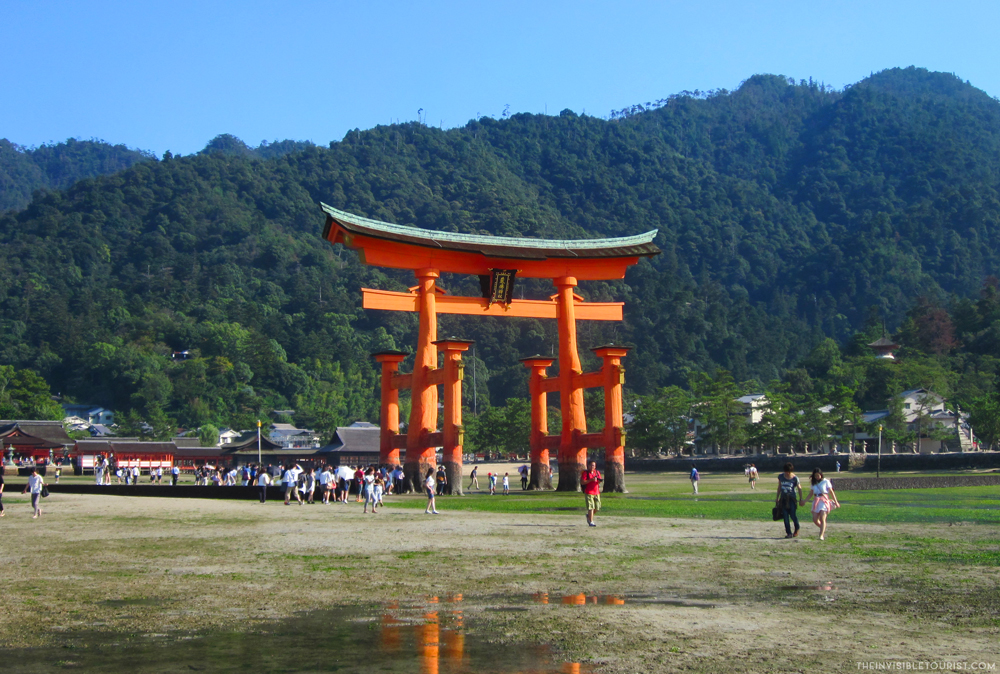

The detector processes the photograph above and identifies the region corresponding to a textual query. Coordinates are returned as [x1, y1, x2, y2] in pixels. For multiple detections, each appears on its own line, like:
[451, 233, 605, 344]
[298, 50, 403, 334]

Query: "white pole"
[877, 425, 882, 478]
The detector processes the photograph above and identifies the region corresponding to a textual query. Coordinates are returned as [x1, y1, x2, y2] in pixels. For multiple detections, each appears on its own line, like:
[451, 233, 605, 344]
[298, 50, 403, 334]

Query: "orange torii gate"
[321, 203, 660, 493]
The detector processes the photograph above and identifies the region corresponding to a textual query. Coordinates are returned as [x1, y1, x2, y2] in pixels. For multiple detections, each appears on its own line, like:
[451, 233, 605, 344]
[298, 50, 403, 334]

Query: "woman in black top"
[775, 462, 803, 538]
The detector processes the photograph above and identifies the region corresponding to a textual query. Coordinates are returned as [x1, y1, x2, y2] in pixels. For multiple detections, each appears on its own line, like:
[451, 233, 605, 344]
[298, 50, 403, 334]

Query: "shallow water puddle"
[528, 592, 718, 608]
[4, 595, 588, 673]
[778, 583, 838, 591]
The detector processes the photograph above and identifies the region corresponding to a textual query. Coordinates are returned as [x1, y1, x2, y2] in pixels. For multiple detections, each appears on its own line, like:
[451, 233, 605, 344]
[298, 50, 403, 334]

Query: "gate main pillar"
[405, 268, 440, 492]
[554, 276, 586, 491]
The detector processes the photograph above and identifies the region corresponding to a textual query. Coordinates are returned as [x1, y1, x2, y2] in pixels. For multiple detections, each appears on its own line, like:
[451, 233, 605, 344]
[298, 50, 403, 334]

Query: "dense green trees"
[0, 365, 63, 420]
[627, 285, 1000, 455]
[2, 67, 1000, 441]
[0, 138, 153, 212]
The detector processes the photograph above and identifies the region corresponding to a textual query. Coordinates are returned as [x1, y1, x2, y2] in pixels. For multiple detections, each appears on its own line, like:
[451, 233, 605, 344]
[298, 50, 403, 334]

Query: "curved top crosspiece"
[321, 203, 660, 280]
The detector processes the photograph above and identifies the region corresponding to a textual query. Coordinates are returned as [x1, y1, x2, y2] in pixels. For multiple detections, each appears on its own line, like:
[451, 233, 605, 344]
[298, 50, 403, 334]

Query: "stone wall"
[855, 452, 1000, 472]
[830, 474, 1000, 490]
[6, 483, 284, 500]
[624, 454, 845, 475]
[624, 451, 1000, 474]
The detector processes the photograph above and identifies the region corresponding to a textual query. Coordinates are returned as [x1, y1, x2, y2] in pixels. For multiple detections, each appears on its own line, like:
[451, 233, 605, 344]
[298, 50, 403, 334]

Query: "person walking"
[283, 464, 302, 505]
[775, 462, 803, 538]
[488, 472, 497, 495]
[318, 465, 332, 503]
[256, 468, 272, 503]
[393, 466, 405, 494]
[304, 468, 317, 504]
[519, 464, 528, 490]
[424, 468, 439, 514]
[502, 472, 510, 495]
[363, 468, 377, 513]
[469, 466, 479, 491]
[353, 466, 365, 502]
[372, 471, 385, 512]
[748, 464, 758, 490]
[689, 464, 700, 495]
[23, 467, 45, 519]
[581, 461, 602, 527]
[435, 465, 448, 495]
[808, 468, 840, 540]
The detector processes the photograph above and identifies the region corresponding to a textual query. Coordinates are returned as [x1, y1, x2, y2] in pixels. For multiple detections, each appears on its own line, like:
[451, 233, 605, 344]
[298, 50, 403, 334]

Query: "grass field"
[393, 471, 1000, 524]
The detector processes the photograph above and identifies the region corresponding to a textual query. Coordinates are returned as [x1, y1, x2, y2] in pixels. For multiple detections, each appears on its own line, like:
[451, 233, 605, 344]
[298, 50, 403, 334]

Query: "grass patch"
[389, 472, 1000, 525]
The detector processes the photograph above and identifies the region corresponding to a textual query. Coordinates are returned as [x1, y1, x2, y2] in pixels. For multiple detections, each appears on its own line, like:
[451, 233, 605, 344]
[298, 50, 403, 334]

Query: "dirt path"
[0, 492, 996, 672]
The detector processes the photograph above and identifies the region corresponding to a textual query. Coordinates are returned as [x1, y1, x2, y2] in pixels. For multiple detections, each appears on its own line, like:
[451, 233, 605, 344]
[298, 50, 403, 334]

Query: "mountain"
[1, 66, 999, 438]
[198, 134, 317, 160]
[0, 138, 155, 212]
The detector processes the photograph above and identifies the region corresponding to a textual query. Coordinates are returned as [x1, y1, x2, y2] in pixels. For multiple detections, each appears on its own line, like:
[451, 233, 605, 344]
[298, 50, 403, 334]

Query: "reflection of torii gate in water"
[321, 203, 660, 493]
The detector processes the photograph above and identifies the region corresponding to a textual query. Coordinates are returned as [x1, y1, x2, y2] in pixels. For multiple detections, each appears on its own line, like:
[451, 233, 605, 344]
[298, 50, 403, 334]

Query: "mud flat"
[0, 489, 996, 673]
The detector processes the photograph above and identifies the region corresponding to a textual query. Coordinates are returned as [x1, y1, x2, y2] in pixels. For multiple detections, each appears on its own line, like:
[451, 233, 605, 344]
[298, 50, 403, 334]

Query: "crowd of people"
[8, 455, 845, 539]
[92, 456, 176, 486]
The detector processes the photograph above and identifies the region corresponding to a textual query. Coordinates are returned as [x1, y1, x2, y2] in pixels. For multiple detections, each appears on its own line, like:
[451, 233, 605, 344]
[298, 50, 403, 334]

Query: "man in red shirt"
[581, 460, 603, 527]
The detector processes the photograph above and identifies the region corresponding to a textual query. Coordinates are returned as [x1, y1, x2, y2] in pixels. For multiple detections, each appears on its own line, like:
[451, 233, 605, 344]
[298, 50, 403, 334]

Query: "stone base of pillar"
[528, 462, 552, 490]
[556, 461, 584, 491]
[404, 461, 435, 494]
[443, 461, 463, 496]
[602, 461, 627, 493]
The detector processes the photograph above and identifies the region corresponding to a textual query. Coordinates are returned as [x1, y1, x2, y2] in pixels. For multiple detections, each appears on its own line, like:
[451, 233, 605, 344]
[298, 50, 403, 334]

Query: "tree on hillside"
[690, 371, 747, 454]
[0, 366, 62, 420]
[898, 297, 956, 355]
[826, 384, 863, 452]
[627, 386, 692, 456]
[465, 399, 531, 458]
[198, 424, 220, 447]
[968, 395, 1000, 450]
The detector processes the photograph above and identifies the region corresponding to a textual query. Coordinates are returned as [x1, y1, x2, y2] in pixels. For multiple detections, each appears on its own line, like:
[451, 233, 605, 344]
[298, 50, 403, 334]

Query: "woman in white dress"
[808, 468, 840, 540]
[424, 468, 439, 514]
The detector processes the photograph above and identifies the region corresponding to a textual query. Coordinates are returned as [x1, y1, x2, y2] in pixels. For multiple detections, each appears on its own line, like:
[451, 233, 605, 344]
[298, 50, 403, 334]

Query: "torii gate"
[321, 203, 659, 493]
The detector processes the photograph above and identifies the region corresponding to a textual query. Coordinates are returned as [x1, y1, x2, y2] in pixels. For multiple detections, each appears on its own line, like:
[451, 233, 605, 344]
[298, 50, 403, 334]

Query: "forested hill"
[0, 138, 155, 212]
[1, 66, 1000, 440]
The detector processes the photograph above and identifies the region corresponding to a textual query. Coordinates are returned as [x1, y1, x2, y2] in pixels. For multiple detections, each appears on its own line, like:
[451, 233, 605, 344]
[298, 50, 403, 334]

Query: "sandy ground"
[0, 490, 997, 672]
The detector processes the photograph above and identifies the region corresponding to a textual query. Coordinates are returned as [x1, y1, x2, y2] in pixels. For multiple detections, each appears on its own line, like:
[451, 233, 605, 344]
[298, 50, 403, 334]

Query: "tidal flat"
[0, 472, 997, 672]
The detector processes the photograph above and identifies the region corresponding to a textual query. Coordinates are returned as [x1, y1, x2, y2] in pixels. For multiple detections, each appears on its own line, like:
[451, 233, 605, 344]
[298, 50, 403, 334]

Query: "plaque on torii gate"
[321, 203, 660, 493]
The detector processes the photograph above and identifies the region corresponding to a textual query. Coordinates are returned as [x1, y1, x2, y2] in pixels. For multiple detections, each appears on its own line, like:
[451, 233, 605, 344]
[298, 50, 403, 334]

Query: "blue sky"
[1, 0, 996, 156]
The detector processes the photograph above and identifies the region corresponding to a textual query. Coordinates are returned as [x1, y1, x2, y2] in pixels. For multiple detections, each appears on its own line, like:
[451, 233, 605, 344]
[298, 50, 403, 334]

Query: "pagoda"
[868, 336, 900, 360]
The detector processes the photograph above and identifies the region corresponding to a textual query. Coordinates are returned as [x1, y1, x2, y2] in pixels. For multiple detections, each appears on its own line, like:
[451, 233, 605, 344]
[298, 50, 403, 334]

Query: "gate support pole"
[521, 356, 555, 490]
[593, 345, 630, 493]
[435, 338, 473, 495]
[373, 351, 407, 468]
